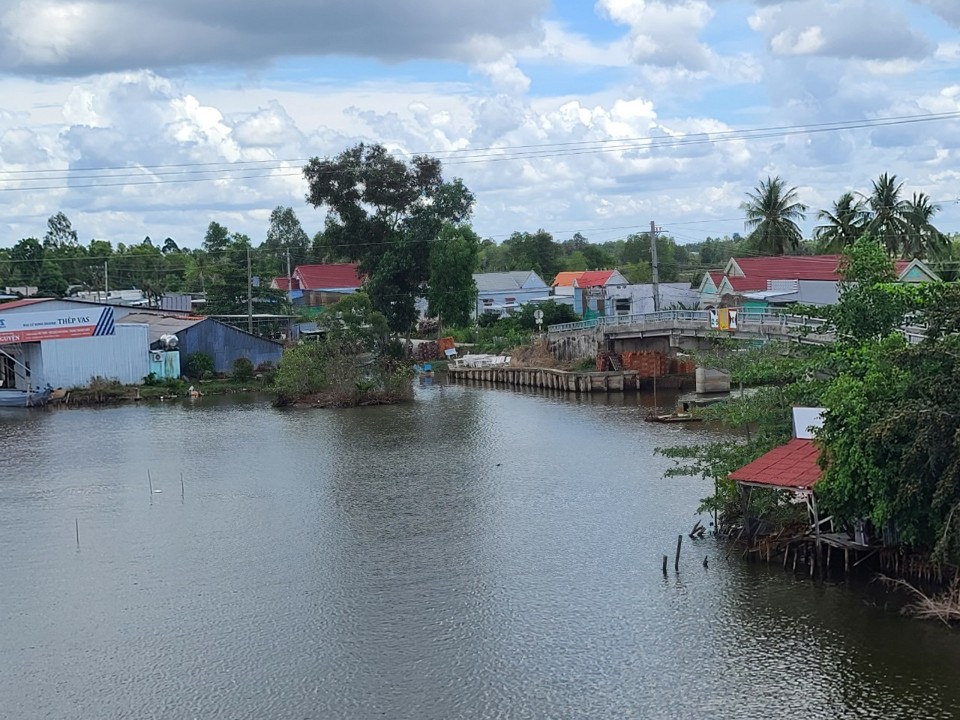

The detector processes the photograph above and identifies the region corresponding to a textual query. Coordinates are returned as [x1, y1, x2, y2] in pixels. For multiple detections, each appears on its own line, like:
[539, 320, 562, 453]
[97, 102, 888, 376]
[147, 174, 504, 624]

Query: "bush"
[232, 357, 254, 381]
[185, 352, 214, 380]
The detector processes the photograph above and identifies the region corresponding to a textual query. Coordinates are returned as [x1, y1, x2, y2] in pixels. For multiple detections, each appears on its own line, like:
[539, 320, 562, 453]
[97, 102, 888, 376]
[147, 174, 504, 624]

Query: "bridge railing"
[546, 307, 928, 345]
[547, 308, 829, 334]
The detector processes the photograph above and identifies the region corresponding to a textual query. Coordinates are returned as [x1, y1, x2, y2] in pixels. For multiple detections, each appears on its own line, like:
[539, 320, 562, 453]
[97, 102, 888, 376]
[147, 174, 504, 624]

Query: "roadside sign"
[533, 309, 544, 321]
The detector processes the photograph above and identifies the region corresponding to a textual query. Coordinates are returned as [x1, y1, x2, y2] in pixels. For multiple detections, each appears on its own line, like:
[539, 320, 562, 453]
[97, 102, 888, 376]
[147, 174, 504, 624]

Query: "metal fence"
[547, 308, 928, 345]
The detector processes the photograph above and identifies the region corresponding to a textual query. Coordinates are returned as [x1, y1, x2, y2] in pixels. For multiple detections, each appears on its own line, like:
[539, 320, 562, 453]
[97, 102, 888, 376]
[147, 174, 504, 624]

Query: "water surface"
[1, 387, 958, 719]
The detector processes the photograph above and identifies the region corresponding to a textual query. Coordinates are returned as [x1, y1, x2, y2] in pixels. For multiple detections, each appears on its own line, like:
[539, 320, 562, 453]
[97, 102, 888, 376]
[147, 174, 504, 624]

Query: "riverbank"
[56, 377, 271, 406]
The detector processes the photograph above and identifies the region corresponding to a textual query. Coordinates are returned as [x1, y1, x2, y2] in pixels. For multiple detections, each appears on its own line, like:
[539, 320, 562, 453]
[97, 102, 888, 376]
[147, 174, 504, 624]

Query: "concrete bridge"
[546, 309, 924, 361]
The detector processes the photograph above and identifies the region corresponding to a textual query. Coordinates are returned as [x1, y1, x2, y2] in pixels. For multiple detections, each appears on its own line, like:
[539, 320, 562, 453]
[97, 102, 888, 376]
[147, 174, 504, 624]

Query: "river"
[1, 385, 959, 719]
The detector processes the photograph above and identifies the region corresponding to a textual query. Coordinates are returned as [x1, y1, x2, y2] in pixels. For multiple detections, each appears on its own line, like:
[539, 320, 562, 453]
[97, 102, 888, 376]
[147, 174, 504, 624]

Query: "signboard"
[708, 308, 739, 332]
[0, 307, 115, 344]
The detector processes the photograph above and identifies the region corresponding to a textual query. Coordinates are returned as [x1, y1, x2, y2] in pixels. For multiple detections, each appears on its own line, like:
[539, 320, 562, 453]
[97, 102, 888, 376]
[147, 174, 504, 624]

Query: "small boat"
[414, 362, 434, 378]
[645, 411, 703, 424]
[0, 386, 53, 408]
[644, 400, 703, 423]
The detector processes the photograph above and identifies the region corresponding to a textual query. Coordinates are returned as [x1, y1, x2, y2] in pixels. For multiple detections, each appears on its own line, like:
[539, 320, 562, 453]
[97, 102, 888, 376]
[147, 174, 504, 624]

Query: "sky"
[0, 0, 958, 250]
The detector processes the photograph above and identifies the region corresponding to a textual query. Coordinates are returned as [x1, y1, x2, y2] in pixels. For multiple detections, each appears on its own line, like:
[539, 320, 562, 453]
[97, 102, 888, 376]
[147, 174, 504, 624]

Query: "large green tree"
[740, 176, 808, 255]
[427, 224, 480, 327]
[263, 206, 311, 275]
[303, 143, 474, 332]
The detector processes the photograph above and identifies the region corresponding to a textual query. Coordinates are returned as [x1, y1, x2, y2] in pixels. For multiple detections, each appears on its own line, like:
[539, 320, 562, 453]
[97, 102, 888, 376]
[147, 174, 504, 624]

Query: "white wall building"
[0, 298, 150, 389]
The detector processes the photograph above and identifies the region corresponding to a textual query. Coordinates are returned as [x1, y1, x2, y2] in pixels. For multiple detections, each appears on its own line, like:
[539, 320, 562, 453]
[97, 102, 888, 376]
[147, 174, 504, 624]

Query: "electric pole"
[286, 248, 292, 306]
[246, 247, 254, 334]
[103, 261, 109, 301]
[650, 220, 661, 312]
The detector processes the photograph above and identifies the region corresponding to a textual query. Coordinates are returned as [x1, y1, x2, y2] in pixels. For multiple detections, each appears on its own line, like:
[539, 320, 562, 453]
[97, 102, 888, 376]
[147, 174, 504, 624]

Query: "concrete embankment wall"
[448, 366, 638, 393]
[548, 327, 604, 362]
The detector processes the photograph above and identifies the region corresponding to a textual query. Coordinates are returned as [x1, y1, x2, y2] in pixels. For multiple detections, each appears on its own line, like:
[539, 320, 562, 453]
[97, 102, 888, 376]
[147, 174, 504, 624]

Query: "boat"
[644, 411, 703, 424]
[0, 386, 53, 408]
[644, 398, 703, 424]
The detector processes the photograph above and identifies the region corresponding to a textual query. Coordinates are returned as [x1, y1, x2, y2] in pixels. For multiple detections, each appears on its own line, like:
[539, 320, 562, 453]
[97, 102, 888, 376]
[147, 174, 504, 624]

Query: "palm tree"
[814, 192, 868, 253]
[863, 173, 910, 256]
[903, 192, 947, 259]
[740, 176, 808, 255]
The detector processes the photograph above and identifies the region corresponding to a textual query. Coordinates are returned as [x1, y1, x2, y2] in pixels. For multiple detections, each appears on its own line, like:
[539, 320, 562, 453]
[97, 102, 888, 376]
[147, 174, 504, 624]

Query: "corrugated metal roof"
[552, 271, 584, 288]
[121, 313, 206, 344]
[473, 271, 536, 292]
[728, 438, 822, 490]
[293, 264, 363, 291]
[0, 298, 53, 311]
[575, 270, 616, 288]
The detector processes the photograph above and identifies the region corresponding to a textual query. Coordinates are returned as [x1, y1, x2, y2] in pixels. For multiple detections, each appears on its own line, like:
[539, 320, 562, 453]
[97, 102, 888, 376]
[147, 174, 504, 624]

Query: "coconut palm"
[814, 192, 868, 253]
[741, 176, 808, 255]
[903, 192, 948, 259]
[863, 173, 910, 256]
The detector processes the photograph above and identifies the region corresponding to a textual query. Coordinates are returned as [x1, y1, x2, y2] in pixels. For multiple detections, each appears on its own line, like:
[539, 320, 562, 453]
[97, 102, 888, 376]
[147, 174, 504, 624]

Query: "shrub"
[185, 352, 214, 380]
[232, 357, 254, 381]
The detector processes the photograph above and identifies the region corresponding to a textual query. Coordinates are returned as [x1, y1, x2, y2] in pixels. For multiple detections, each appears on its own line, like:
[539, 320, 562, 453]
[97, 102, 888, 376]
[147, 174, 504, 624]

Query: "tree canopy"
[303, 143, 475, 332]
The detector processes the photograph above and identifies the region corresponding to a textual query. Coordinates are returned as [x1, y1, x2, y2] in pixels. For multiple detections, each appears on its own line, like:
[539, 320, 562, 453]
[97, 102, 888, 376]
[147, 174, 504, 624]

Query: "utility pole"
[103, 261, 109, 301]
[650, 220, 661, 312]
[246, 247, 253, 334]
[286, 248, 292, 306]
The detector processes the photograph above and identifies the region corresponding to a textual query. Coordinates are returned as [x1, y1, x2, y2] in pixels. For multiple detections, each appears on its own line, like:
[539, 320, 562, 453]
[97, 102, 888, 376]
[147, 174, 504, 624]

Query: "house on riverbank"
[473, 270, 549, 317]
[700, 255, 940, 309]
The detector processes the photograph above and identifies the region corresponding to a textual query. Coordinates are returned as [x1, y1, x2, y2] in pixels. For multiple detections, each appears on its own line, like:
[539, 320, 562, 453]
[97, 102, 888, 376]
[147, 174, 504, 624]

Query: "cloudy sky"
[0, 0, 958, 249]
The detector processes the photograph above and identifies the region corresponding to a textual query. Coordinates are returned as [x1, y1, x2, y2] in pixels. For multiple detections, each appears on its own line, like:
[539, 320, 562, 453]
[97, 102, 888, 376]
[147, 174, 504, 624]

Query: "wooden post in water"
[180, 472, 185, 499]
[675, 534, 682, 572]
[662, 555, 667, 575]
[75, 518, 80, 548]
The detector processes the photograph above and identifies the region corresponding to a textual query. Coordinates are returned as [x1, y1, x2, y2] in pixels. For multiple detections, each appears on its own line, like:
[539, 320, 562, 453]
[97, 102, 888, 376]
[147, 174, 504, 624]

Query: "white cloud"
[474, 54, 532, 95]
[598, 0, 716, 70]
[749, 1, 934, 60]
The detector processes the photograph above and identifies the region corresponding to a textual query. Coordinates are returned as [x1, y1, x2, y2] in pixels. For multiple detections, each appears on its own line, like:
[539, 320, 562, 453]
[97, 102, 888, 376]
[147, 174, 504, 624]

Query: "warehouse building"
[0, 298, 284, 388]
[0, 298, 149, 389]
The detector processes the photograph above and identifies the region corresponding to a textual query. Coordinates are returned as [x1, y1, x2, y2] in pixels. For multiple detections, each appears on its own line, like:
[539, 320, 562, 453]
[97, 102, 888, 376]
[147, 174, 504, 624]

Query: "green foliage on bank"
[272, 293, 414, 407]
[662, 235, 960, 563]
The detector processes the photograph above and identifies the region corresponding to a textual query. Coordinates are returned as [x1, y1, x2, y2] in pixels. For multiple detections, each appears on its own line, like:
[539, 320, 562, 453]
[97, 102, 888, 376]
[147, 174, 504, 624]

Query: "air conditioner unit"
[150, 351, 163, 362]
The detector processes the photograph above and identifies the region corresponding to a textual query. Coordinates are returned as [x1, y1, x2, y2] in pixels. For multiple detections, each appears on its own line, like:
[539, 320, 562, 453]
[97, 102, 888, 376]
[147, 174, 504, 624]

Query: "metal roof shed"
[123, 313, 283, 374]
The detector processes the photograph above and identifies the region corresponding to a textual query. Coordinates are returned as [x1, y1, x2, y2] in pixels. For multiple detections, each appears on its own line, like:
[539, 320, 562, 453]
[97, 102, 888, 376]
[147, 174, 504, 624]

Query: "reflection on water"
[1, 387, 958, 719]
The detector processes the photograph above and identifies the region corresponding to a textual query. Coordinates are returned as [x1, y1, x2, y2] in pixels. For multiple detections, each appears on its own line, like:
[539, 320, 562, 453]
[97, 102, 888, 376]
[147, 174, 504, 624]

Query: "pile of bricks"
[595, 352, 624, 372]
[620, 351, 669, 378]
[416, 342, 441, 361]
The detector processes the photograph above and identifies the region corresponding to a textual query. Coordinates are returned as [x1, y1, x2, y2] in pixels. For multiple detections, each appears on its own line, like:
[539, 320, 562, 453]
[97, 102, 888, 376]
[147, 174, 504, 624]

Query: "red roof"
[728, 438, 822, 490]
[552, 271, 584, 288]
[725, 255, 843, 292]
[575, 270, 616, 288]
[293, 264, 363, 291]
[0, 298, 52, 311]
[271, 277, 301, 291]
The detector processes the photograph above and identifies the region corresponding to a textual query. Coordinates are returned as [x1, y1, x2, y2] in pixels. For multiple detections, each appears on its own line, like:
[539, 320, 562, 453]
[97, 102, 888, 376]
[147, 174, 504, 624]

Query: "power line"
[1, 111, 959, 192]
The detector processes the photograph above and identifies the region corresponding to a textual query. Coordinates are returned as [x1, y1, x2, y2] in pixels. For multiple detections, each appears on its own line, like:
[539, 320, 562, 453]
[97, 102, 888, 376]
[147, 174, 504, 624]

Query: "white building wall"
[37, 323, 149, 388]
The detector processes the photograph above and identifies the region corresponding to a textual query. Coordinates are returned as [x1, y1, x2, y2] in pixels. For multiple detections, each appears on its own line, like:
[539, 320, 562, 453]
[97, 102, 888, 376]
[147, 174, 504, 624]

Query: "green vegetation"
[185, 352, 214, 380]
[272, 294, 414, 408]
[661, 234, 960, 564]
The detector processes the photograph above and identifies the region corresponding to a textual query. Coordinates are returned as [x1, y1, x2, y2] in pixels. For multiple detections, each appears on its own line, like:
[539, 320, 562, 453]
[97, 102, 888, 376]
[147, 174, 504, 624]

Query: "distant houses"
[473, 271, 550, 317]
[699, 255, 940, 309]
[271, 263, 364, 310]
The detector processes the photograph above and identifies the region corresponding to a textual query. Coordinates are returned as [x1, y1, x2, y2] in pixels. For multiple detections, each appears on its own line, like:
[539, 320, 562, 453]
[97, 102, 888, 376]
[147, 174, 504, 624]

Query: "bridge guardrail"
[547, 308, 829, 334]
[547, 308, 927, 345]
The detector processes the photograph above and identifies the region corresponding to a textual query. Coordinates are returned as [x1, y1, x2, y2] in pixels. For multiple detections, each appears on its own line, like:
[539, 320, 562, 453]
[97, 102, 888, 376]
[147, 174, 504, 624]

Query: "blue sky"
[0, 0, 958, 249]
